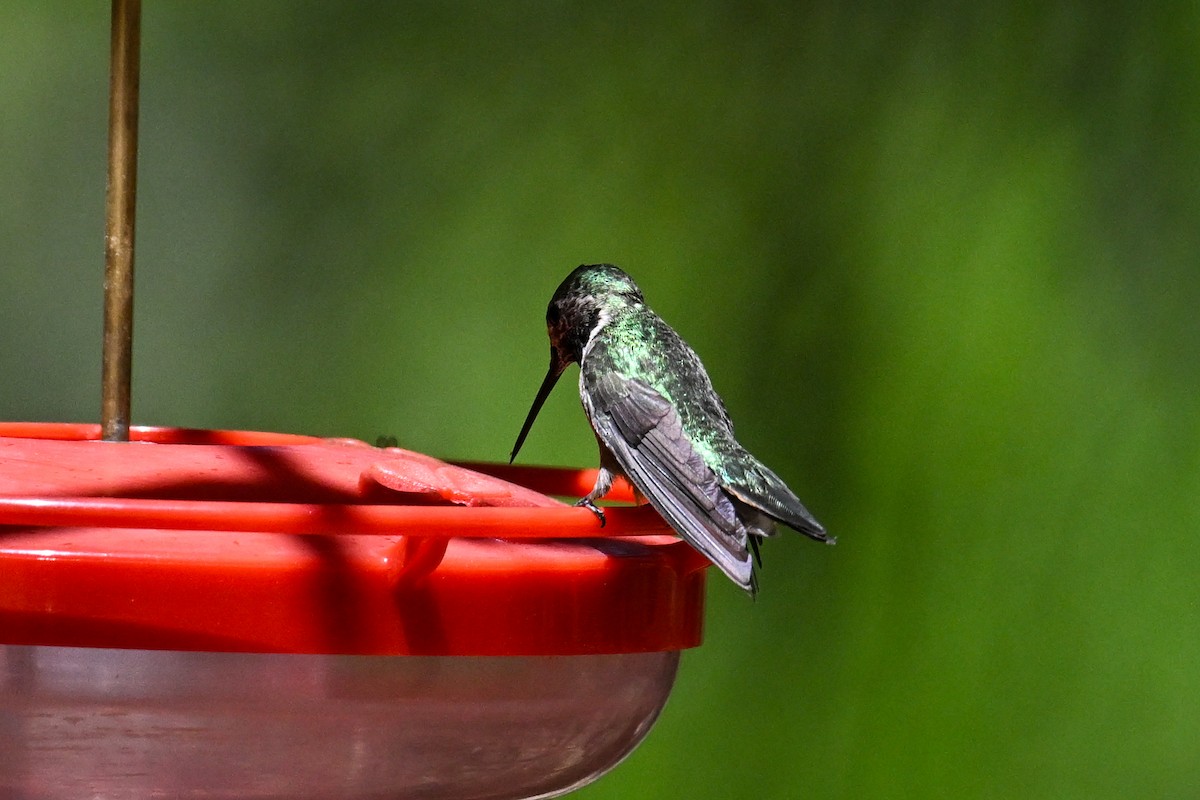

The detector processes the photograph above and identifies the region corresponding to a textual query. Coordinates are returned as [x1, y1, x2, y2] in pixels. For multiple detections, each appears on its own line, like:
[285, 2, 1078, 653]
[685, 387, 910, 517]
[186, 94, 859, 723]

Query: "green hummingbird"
[510, 264, 831, 594]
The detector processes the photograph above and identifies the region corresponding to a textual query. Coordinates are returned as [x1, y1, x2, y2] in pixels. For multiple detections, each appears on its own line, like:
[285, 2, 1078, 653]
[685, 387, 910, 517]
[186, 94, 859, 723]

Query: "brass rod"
[100, 0, 141, 442]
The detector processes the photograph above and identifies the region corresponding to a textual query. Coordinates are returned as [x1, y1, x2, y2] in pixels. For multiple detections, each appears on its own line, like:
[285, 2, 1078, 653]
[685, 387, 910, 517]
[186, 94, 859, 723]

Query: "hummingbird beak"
[510, 346, 567, 463]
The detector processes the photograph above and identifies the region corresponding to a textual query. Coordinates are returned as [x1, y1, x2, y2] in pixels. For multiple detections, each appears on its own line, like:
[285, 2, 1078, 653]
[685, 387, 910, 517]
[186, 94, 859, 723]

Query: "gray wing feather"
[585, 373, 754, 589]
[721, 457, 828, 541]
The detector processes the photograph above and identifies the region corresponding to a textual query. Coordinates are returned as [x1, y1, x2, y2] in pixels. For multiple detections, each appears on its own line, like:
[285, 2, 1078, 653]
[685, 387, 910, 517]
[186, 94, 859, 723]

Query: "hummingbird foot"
[574, 497, 607, 527]
[574, 463, 615, 527]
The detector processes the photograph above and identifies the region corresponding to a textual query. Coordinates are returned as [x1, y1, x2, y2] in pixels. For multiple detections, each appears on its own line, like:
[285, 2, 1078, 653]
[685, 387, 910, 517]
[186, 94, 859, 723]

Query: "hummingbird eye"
[546, 304, 561, 327]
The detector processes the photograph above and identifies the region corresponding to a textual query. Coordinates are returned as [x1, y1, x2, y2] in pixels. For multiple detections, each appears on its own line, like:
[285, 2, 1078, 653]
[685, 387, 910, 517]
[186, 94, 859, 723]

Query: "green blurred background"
[3, 4, 1199, 798]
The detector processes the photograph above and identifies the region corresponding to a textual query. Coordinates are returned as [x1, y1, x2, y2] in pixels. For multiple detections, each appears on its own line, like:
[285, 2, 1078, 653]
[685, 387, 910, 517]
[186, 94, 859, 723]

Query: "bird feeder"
[0, 423, 708, 799]
[1, 4, 710, 797]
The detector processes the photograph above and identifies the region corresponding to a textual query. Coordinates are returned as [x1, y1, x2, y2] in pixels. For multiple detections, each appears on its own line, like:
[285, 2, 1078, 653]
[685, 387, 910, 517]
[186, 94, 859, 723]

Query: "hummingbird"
[509, 263, 831, 594]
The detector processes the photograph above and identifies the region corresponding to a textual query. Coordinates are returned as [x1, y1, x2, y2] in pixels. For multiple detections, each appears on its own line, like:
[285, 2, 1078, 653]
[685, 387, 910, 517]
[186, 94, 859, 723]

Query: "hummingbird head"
[510, 264, 643, 462]
[546, 263, 643, 364]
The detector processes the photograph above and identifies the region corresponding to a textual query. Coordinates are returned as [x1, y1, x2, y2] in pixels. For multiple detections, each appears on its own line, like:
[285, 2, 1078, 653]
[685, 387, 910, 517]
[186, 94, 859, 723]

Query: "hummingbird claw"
[575, 498, 607, 527]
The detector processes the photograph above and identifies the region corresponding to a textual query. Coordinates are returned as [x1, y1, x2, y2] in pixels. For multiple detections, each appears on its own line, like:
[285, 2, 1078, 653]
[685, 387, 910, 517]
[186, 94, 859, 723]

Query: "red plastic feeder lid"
[0, 423, 707, 656]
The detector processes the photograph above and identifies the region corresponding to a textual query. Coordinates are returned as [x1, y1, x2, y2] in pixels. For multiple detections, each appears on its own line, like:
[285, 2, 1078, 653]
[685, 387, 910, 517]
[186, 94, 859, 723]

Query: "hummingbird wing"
[583, 371, 755, 590]
[719, 456, 829, 541]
